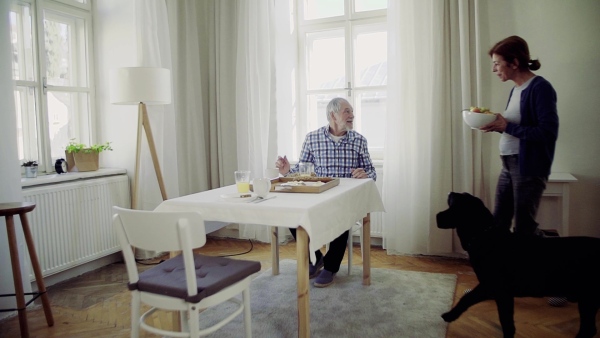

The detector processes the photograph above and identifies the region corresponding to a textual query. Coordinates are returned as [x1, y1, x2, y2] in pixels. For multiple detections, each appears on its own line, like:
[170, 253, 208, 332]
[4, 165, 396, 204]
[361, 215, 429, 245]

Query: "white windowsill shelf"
[21, 168, 127, 188]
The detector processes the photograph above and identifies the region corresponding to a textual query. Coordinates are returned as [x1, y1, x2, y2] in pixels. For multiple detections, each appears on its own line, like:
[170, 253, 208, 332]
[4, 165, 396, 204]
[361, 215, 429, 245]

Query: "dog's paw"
[502, 330, 516, 338]
[442, 311, 459, 322]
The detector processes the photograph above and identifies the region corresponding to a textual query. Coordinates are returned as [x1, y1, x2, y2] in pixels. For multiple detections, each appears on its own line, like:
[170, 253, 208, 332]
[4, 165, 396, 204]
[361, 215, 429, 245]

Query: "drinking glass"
[234, 171, 251, 193]
[299, 162, 314, 177]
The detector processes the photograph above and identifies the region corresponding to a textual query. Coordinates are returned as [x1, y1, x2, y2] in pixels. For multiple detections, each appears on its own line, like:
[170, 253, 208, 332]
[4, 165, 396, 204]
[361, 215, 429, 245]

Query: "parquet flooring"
[0, 237, 597, 337]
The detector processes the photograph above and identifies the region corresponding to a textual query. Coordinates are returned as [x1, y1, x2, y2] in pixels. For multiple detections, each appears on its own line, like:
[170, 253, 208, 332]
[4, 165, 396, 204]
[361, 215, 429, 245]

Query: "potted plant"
[65, 140, 113, 172]
[22, 160, 39, 178]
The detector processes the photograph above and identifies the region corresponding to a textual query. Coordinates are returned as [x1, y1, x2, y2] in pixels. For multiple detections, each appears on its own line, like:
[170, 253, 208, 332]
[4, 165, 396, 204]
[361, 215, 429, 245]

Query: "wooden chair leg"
[20, 213, 53, 327]
[5, 215, 29, 338]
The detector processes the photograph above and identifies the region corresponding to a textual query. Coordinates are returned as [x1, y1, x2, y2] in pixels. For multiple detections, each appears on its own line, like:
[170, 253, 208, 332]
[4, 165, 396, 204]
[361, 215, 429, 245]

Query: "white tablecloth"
[154, 178, 385, 263]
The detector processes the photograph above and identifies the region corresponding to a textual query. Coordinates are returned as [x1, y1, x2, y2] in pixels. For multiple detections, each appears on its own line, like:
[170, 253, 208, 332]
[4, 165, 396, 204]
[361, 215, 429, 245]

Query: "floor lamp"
[110, 67, 171, 210]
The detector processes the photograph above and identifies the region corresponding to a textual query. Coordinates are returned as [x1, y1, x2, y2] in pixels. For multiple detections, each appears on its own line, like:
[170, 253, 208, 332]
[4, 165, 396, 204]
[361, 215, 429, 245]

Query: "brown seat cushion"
[129, 254, 261, 303]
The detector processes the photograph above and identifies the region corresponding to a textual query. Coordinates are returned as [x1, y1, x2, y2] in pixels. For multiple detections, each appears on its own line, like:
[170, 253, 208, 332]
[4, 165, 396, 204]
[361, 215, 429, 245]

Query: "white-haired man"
[276, 97, 377, 287]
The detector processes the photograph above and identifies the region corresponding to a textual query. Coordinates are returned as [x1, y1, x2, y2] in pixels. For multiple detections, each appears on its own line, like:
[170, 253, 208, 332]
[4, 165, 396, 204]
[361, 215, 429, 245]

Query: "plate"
[220, 192, 257, 203]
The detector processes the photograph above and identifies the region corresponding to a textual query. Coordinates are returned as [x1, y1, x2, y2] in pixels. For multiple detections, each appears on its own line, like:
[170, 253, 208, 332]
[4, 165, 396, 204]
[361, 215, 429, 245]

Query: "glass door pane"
[306, 29, 346, 90]
[14, 87, 39, 161]
[43, 9, 88, 87]
[354, 0, 387, 13]
[47, 91, 90, 159]
[354, 90, 386, 151]
[10, 3, 37, 82]
[354, 26, 387, 88]
[303, 0, 344, 20]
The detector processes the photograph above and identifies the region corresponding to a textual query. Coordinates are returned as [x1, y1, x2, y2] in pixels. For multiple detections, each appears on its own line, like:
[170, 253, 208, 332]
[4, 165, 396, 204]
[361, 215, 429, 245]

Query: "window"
[294, 0, 387, 160]
[10, 0, 94, 173]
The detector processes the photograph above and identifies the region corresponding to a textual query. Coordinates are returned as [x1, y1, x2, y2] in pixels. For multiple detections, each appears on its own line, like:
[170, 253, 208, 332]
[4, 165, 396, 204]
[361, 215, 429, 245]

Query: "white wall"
[480, 0, 600, 237]
[0, 1, 32, 320]
[93, 1, 138, 185]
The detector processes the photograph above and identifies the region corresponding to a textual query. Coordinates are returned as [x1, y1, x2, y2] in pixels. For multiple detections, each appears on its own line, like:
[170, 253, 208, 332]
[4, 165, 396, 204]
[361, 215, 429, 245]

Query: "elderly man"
[276, 97, 377, 287]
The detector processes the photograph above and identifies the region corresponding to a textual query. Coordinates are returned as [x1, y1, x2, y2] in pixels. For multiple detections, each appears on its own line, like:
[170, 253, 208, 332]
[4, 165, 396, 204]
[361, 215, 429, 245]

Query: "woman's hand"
[275, 155, 290, 175]
[480, 114, 507, 133]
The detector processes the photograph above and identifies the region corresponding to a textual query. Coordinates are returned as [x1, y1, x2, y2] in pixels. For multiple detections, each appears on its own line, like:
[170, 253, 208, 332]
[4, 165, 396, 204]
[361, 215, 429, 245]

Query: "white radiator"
[22, 174, 130, 279]
[370, 210, 384, 237]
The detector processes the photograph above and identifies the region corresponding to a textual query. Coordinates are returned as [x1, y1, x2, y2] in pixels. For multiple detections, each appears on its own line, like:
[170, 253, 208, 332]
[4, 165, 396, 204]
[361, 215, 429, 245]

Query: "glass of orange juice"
[234, 170, 251, 194]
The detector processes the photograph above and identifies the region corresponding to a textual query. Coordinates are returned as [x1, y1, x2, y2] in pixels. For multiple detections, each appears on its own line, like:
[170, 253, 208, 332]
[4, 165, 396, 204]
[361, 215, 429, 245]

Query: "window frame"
[11, 0, 96, 174]
[295, 0, 387, 160]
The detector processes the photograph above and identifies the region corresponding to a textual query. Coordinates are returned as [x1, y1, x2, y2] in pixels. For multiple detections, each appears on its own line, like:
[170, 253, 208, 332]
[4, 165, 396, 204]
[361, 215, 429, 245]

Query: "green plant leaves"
[65, 139, 113, 153]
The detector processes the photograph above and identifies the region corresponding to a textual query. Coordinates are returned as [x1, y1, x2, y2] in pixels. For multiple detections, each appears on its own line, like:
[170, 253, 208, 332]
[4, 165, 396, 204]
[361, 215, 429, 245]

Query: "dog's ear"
[438, 192, 492, 231]
[447, 192, 463, 207]
[447, 192, 471, 209]
[447, 192, 454, 206]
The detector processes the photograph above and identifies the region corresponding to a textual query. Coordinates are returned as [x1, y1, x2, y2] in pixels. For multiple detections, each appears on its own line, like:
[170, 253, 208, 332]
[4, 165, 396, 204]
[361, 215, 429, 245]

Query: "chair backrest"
[113, 206, 207, 252]
[112, 206, 208, 293]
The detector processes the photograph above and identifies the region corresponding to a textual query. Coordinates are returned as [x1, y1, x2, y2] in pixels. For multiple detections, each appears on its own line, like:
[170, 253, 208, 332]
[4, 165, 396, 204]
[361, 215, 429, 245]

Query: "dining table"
[154, 177, 385, 338]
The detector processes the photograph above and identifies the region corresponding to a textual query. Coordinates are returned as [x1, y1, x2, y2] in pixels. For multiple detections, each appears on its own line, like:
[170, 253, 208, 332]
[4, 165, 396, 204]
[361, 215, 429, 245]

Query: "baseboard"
[33, 252, 123, 289]
[351, 235, 383, 247]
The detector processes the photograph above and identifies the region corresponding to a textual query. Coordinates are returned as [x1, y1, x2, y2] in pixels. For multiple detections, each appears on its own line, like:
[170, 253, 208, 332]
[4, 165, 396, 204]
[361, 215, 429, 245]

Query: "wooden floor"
[0, 237, 597, 338]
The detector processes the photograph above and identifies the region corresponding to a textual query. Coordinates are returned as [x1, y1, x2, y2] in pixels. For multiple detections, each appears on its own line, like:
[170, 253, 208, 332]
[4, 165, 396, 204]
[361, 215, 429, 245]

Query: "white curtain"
[235, 0, 279, 242]
[451, 0, 493, 202]
[136, 0, 279, 242]
[135, 0, 240, 203]
[165, 0, 238, 194]
[383, 0, 487, 255]
[134, 0, 179, 211]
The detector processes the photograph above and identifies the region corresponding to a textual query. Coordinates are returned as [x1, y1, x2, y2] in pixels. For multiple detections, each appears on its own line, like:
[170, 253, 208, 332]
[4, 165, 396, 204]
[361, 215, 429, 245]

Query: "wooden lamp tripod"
[110, 67, 171, 209]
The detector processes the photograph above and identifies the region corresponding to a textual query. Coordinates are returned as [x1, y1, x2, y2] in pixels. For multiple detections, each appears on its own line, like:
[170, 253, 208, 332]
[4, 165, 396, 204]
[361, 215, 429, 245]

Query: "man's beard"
[336, 118, 353, 131]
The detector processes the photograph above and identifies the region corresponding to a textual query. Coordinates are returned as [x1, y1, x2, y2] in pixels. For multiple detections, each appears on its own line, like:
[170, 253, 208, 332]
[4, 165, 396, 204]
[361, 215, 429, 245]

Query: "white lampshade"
[110, 67, 171, 105]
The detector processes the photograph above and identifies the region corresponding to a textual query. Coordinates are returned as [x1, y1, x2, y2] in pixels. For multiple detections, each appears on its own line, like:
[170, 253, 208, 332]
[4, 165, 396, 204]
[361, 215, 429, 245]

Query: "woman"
[481, 36, 559, 237]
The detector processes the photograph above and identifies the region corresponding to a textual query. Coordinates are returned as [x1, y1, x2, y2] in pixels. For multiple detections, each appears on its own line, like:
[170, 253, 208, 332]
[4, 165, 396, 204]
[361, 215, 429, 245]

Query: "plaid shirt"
[288, 126, 377, 180]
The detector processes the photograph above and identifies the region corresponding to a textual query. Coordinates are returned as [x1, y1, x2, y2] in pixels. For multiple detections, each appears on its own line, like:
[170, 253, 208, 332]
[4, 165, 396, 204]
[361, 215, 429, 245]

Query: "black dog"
[436, 192, 600, 338]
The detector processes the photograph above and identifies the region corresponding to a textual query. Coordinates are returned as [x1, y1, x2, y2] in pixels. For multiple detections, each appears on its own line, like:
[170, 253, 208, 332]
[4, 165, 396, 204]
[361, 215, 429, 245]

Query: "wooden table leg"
[362, 214, 371, 286]
[6, 215, 29, 338]
[20, 213, 54, 327]
[296, 227, 310, 338]
[271, 226, 279, 275]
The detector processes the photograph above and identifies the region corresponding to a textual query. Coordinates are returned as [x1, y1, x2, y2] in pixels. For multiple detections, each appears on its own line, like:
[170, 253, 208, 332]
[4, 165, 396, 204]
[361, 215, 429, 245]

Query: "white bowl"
[462, 110, 497, 129]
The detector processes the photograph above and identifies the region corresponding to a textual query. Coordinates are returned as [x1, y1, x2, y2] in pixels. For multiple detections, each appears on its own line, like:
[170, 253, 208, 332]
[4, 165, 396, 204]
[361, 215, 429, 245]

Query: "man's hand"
[275, 155, 290, 175]
[351, 168, 368, 179]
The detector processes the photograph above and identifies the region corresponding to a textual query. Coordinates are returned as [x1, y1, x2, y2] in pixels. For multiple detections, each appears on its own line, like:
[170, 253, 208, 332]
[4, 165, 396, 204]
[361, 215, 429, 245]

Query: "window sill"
[21, 168, 127, 188]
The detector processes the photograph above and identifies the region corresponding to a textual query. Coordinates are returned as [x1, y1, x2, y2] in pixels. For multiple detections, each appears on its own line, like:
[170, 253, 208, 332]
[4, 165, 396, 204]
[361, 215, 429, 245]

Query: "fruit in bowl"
[463, 106, 497, 129]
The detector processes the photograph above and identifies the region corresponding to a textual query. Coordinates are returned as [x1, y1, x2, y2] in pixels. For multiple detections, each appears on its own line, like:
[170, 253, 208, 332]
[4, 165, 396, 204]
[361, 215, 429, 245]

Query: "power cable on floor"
[217, 238, 254, 257]
[134, 238, 254, 265]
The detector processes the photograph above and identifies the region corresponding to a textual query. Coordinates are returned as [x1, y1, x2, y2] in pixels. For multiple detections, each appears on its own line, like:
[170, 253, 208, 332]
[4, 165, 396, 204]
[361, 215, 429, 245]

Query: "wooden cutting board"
[251, 177, 340, 193]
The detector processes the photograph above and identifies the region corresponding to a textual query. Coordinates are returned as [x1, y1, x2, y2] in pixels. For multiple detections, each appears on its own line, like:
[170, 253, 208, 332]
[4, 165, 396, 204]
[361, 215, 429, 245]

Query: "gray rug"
[199, 259, 457, 338]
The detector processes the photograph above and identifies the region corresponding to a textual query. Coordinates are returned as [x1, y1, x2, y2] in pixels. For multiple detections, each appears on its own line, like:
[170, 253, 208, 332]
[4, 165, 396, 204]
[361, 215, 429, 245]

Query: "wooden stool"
[0, 202, 53, 338]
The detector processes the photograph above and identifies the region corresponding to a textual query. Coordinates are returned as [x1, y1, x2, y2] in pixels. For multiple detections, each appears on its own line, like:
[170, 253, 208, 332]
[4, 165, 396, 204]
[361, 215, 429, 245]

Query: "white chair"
[112, 206, 261, 338]
[346, 220, 363, 275]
